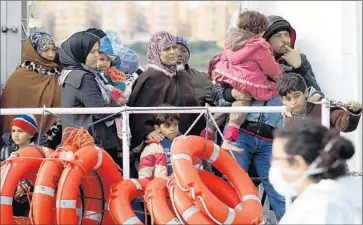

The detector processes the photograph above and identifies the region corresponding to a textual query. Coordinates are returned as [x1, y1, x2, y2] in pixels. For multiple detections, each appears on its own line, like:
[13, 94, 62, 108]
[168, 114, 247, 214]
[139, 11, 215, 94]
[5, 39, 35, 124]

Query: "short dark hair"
[273, 117, 355, 182]
[277, 73, 307, 97]
[154, 104, 180, 126]
[238, 11, 269, 34]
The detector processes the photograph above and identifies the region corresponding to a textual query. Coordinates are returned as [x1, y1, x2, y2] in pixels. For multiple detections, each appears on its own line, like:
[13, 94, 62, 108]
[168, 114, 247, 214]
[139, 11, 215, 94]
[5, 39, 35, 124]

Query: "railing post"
[321, 98, 331, 129]
[122, 109, 130, 179]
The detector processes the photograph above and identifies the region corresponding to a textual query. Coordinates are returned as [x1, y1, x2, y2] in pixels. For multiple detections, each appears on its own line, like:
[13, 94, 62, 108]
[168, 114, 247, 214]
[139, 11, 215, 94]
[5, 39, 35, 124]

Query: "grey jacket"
[60, 70, 120, 150]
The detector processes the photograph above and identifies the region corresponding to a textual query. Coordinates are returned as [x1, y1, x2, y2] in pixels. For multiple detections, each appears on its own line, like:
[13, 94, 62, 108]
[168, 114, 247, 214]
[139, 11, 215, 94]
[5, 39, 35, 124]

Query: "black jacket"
[0, 133, 17, 162]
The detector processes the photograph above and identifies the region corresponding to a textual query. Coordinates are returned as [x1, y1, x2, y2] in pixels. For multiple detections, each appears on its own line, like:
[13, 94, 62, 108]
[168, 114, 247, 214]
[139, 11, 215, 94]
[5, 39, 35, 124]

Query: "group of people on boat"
[0, 7, 362, 224]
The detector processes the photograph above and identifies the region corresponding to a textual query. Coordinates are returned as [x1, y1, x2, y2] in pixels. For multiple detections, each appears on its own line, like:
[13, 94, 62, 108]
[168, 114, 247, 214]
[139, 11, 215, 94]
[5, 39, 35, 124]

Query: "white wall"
[242, 1, 362, 172]
[0, 1, 23, 94]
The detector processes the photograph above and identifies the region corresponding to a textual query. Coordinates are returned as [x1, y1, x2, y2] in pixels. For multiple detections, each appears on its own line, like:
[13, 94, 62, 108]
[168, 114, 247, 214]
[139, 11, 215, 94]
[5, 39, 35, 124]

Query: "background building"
[30, 1, 240, 44]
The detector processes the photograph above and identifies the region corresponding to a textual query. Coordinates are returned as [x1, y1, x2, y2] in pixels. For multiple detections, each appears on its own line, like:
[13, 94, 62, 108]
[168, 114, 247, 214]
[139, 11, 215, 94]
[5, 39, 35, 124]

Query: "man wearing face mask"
[271, 118, 362, 224]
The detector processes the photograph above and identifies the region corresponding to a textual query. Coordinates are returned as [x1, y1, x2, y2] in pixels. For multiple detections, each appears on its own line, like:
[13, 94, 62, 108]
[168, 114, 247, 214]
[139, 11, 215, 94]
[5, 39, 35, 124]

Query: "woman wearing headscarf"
[0, 32, 62, 149]
[58, 29, 121, 165]
[128, 31, 204, 152]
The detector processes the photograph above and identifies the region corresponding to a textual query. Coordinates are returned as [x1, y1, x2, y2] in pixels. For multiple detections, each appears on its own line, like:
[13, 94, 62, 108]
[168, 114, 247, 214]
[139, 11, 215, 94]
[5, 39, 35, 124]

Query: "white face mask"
[269, 166, 300, 197]
[269, 136, 341, 197]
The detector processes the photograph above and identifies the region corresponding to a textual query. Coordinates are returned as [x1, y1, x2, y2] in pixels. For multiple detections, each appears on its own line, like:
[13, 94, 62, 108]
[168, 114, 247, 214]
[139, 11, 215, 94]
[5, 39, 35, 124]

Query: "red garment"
[138, 140, 201, 179]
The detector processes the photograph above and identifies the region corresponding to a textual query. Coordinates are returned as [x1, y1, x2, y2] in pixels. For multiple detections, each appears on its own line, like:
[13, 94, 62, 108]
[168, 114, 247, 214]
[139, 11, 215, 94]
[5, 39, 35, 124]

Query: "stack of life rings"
[0, 129, 263, 224]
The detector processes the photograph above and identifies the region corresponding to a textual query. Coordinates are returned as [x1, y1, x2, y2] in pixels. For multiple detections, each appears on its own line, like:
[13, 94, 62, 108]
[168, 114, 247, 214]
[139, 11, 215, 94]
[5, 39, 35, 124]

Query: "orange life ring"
[198, 170, 241, 209]
[0, 146, 53, 225]
[167, 169, 241, 224]
[31, 146, 77, 224]
[81, 170, 104, 225]
[167, 175, 213, 225]
[109, 178, 150, 224]
[145, 177, 180, 225]
[56, 145, 122, 225]
[171, 136, 263, 224]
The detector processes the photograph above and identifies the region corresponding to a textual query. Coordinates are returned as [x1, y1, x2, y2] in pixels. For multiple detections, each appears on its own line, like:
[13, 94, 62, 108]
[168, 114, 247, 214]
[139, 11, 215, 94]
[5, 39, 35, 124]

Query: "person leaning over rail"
[270, 118, 362, 224]
[277, 73, 361, 131]
[58, 28, 122, 166]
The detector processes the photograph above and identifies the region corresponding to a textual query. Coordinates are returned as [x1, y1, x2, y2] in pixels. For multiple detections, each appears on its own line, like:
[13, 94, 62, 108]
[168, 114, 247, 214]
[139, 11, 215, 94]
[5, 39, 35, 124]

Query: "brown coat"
[284, 102, 361, 133]
[0, 40, 61, 136]
[127, 67, 205, 148]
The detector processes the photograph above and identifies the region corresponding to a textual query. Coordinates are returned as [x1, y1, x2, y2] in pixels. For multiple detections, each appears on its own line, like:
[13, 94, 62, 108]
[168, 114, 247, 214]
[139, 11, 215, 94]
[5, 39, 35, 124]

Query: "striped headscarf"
[29, 32, 55, 55]
[147, 31, 177, 75]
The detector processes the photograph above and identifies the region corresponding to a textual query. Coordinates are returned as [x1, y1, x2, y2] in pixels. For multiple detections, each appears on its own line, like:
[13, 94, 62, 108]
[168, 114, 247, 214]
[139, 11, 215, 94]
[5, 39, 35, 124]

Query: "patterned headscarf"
[147, 31, 177, 75]
[29, 32, 55, 55]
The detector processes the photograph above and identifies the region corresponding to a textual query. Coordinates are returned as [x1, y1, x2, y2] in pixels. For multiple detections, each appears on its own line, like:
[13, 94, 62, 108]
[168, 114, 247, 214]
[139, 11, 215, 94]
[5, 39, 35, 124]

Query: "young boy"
[138, 105, 201, 179]
[277, 73, 362, 132]
[1, 114, 38, 161]
[0, 114, 37, 216]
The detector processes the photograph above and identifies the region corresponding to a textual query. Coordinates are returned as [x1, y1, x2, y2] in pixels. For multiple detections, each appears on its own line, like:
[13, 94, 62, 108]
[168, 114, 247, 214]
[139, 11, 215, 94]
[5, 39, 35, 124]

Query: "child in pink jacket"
[212, 11, 283, 148]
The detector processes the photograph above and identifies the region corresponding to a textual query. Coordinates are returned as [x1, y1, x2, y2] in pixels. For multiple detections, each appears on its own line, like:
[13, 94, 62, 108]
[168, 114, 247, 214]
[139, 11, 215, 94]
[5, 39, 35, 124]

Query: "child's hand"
[221, 140, 243, 152]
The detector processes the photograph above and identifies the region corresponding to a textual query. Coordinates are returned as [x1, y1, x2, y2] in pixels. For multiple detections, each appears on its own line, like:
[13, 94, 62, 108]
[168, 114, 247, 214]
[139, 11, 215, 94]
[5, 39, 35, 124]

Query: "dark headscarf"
[86, 28, 107, 39]
[59, 31, 100, 70]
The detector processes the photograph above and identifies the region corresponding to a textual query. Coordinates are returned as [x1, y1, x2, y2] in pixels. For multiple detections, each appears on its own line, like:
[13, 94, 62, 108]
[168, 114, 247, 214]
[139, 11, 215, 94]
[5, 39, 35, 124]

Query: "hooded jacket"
[263, 16, 321, 92]
[214, 28, 283, 101]
[279, 176, 362, 224]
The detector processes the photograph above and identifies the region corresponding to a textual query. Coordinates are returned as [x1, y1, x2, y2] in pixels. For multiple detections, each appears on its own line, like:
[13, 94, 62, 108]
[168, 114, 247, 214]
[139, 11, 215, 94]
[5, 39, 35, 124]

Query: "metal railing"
[0, 102, 331, 179]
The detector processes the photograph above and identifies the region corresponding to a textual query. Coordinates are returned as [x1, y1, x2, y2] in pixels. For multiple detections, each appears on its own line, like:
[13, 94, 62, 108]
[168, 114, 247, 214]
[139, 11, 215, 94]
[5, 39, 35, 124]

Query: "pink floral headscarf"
[147, 31, 177, 75]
